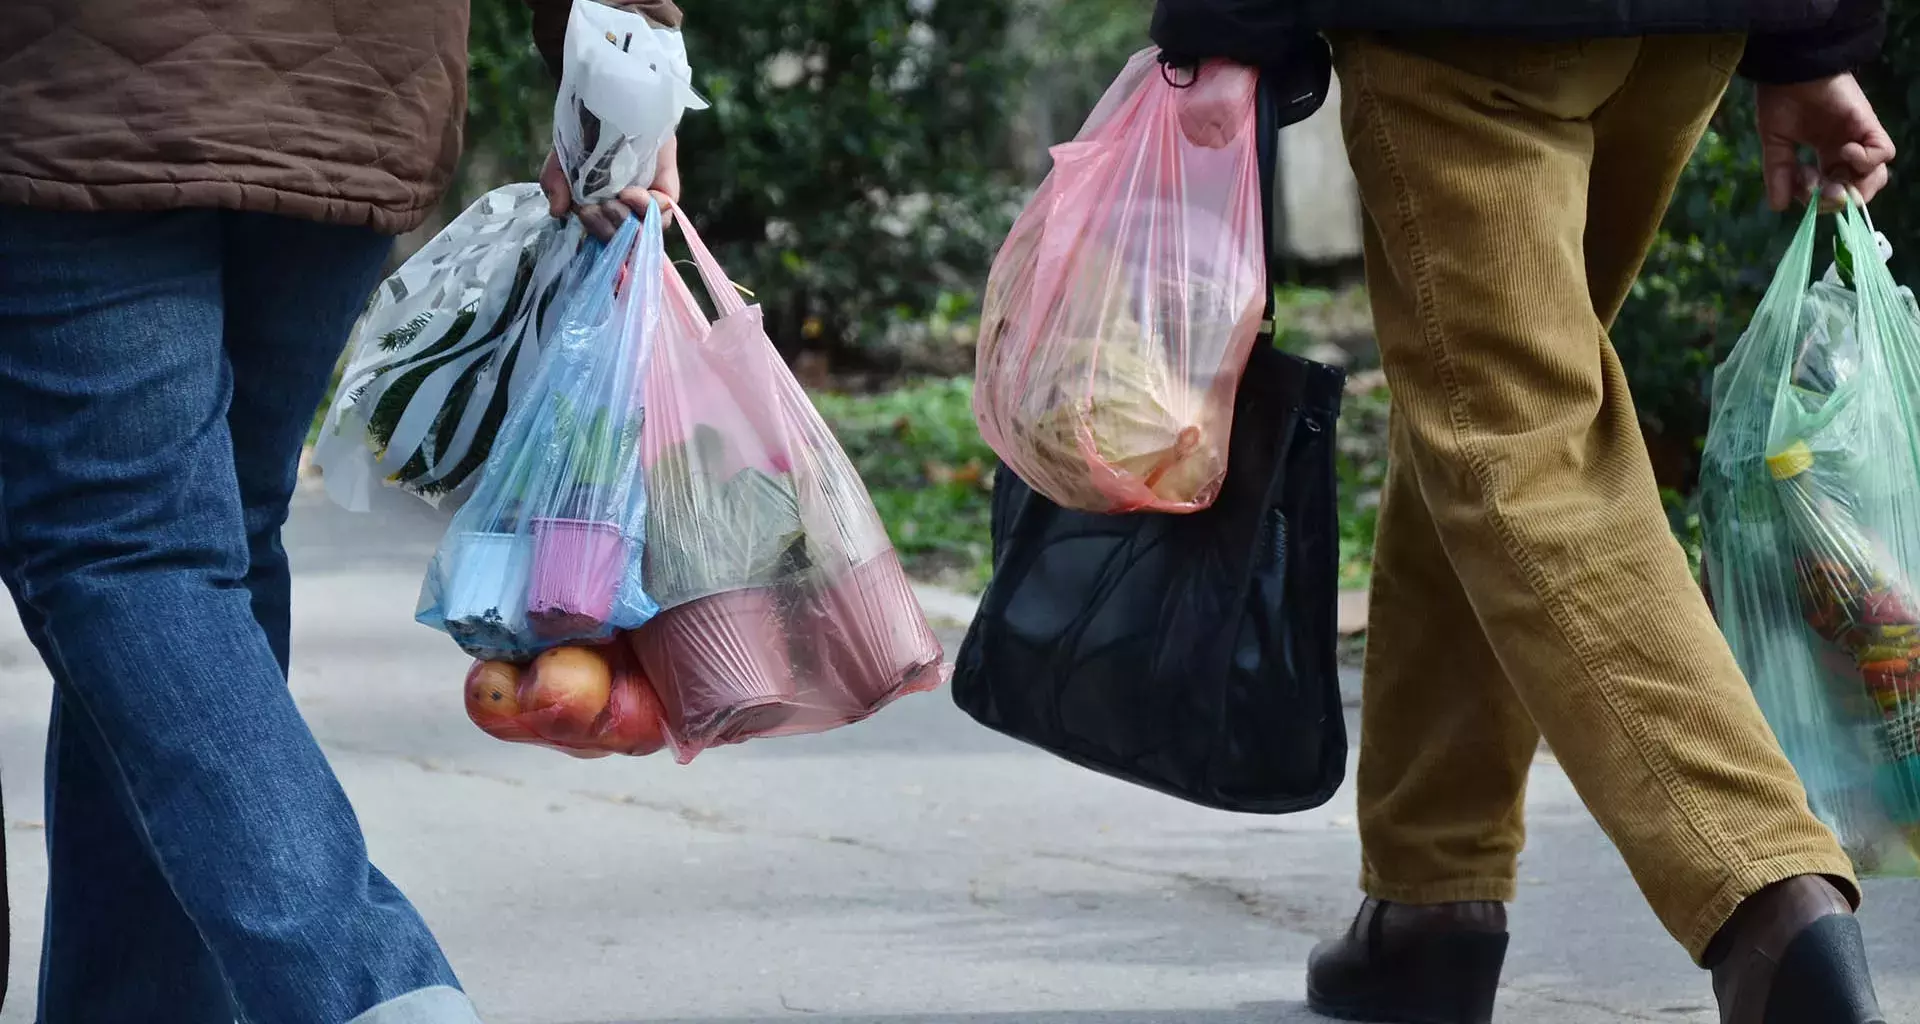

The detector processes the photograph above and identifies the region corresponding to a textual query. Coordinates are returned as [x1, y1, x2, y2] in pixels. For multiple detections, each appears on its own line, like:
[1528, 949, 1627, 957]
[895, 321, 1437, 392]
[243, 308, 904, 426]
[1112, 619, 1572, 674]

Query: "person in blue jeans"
[0, 210, 469, 1024]
[0, 0, 682, 1019]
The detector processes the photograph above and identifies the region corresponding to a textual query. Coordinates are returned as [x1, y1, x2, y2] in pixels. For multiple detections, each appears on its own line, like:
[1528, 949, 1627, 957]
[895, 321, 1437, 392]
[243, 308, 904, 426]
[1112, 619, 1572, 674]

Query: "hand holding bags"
[441, 204, 944, 761]
[316, 0, 706, 509]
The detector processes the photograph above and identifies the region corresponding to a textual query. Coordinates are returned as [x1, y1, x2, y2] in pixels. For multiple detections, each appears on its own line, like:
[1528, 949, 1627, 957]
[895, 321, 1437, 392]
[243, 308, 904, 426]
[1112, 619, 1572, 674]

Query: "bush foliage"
[810, 379, 996, 588]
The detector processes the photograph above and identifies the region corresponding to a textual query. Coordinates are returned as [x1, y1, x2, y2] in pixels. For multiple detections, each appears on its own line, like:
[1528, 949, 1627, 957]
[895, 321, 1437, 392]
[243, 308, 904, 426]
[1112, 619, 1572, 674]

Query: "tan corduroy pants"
[1332, 33, 1858, 961]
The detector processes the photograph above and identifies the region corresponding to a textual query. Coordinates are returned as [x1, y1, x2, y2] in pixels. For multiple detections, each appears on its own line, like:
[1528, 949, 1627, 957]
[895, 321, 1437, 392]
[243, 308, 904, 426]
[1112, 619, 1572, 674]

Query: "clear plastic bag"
[973, 48, 1266, 514]
[1701, 198, 1920, 876]
[465, 642, 669, 758]
[623, 206, 945, 761]
[416, 208, 663, 661]
[315, 0, 705, 510]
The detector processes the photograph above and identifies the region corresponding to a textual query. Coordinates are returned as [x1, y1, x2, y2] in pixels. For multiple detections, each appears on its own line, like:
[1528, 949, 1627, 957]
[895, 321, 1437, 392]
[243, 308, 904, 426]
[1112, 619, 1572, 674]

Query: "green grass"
[1665, 486, 1706, 583]
[1272, 284, 1374, 356]
[1334, 376, 1389, 589]
[810, 377, 997, 591]
[307, 355, 349, 447]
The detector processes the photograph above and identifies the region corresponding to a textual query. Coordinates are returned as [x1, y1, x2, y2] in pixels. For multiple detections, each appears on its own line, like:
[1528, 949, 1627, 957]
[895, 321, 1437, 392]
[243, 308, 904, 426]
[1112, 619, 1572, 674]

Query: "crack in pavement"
[1024, 850, 1339, 934]
[778, 992, 825, 1014]
[322, 738, 905, 857]
[571, 787, 747, 834]
[1504, 981, 1700, 1021]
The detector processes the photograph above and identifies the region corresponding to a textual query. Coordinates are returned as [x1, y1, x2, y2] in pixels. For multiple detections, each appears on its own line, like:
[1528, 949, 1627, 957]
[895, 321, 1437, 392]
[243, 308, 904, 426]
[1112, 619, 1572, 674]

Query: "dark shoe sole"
[1764, 914, 1886, 1024]
[1306, 930, 1507, 1024]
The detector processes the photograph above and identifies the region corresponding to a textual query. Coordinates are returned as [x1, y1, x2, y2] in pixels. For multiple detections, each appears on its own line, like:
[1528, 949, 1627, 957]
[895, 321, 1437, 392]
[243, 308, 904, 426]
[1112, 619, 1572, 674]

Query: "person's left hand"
[541, 136, 681, 239]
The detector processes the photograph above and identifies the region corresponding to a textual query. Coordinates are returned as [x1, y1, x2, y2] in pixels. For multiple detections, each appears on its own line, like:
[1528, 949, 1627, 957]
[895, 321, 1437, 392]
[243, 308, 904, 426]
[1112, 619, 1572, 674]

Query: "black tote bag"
[951, 59, 1350, 814]
[951, 344, 1346, 813]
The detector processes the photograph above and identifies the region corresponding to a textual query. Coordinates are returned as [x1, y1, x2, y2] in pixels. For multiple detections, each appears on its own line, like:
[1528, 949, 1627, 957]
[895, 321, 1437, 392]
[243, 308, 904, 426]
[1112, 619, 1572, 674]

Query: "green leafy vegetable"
[645, 424, 806, 601]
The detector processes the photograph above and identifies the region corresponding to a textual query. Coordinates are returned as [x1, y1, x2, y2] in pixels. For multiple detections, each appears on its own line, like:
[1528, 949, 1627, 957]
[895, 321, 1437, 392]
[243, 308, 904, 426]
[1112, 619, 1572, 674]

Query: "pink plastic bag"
[463, 642, 669, 759]
[974, 49, 1265, 513]
[626, 205, 945, 761]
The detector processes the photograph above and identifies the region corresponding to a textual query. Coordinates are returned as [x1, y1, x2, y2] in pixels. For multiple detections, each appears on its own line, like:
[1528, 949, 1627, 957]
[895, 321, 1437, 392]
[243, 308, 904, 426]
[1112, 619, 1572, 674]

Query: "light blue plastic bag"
[417, 205, 665, 660]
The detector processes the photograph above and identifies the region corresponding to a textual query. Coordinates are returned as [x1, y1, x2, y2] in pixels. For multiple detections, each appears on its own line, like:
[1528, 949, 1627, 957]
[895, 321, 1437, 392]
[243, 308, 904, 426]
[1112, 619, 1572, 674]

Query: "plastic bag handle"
[1846, 184, 1873, 230]
[1837, 191, 1896, 334]
[658, 197, 748, 319]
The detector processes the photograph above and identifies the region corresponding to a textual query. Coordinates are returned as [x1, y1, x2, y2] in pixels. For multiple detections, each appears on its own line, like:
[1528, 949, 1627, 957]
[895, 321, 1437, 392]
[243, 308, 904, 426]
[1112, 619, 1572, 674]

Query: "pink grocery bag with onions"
[973, 49, 1266, 514]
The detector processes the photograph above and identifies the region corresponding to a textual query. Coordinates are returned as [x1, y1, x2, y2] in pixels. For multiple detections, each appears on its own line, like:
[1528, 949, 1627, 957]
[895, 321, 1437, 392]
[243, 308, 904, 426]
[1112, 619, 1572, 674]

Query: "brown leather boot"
[1306, 899, 1508, 1024]
[1709, 876, 1885, 1024]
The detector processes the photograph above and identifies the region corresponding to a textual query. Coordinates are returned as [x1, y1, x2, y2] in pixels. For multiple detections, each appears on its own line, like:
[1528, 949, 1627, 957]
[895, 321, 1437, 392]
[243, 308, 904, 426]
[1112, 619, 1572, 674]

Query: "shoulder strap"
[1252, 35, 1334, 332]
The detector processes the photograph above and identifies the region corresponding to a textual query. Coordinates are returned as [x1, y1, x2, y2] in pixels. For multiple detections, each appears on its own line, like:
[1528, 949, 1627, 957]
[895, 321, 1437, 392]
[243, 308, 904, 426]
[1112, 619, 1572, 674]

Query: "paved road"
[0, 482, 1916, 1022]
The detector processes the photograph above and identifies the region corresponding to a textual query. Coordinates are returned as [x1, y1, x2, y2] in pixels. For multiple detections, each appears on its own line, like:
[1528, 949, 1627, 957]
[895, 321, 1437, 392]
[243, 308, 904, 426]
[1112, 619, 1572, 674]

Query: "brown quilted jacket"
[0, 0, 684, 235]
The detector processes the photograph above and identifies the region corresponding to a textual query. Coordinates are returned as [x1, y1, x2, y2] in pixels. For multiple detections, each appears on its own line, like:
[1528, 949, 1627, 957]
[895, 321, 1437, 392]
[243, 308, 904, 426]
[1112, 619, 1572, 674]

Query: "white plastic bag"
[317, 0, 705, 511]
[554, 0, 707, 205]
[317, 186, 583, 510]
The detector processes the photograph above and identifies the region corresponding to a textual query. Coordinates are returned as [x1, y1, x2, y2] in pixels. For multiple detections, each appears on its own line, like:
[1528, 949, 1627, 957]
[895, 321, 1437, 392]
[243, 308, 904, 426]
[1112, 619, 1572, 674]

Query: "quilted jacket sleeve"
[1740, 0, 1884, 84]
[525, 0, 686, 79]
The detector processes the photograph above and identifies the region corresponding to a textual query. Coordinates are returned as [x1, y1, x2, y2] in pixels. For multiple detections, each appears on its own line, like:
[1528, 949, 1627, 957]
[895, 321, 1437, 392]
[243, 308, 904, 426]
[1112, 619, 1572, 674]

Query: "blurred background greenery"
[440, 0, 1920, 592]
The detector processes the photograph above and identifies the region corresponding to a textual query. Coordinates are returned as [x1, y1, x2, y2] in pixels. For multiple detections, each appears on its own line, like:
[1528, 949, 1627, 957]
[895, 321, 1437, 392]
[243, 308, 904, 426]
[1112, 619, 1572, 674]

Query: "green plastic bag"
[1701, 198, 1920, 877]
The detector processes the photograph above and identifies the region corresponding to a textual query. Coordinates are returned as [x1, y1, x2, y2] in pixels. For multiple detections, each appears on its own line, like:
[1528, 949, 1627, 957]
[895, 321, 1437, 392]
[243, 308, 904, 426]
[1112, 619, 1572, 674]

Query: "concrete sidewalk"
[0, 485, 1914, 1023]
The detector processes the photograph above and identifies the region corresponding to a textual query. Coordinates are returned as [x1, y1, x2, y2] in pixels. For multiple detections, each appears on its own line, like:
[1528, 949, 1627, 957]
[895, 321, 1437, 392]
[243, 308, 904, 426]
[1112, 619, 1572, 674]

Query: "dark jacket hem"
[1739, 0, 1885, 82]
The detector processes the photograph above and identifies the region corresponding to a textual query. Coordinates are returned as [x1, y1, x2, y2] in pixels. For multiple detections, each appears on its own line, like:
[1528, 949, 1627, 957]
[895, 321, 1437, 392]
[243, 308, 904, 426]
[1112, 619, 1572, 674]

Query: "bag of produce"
[465, 644, 669, 758]
[1701, 196, 1920, 876]
[416, 207, 662, 661]
[973, 48, 1265, 514]
[315, 0, 705, 510]
[622, 205, 945, 761]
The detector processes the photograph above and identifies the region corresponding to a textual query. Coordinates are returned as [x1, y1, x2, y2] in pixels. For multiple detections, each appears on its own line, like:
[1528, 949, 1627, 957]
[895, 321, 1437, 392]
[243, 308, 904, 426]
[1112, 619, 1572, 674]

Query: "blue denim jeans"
[0, 207, 481, 1024]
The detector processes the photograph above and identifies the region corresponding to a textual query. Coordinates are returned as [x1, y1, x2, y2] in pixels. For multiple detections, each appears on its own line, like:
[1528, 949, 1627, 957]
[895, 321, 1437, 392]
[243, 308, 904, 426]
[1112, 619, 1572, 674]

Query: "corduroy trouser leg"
[1332, 32, 1859, 960]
